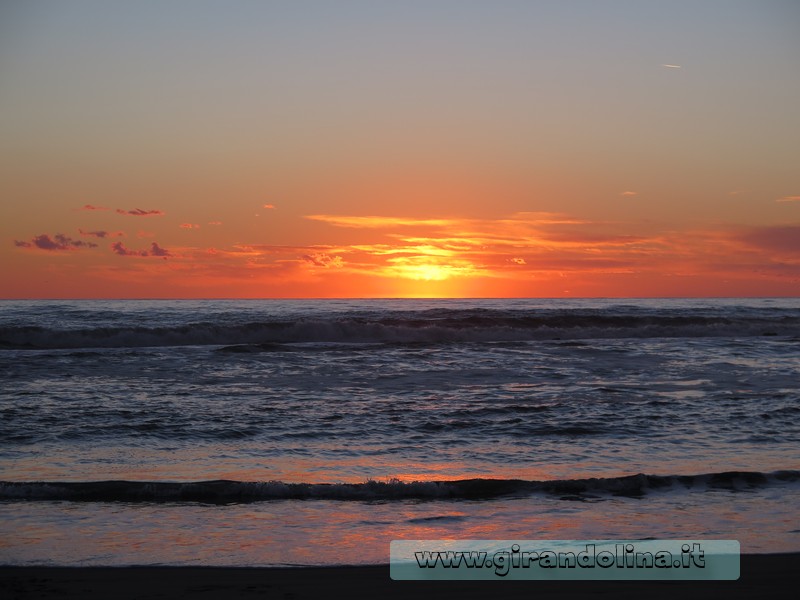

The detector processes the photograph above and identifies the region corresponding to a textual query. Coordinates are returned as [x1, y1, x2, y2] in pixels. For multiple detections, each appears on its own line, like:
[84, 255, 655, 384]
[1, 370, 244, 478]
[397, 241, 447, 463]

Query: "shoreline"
[3, 553, 799, 599]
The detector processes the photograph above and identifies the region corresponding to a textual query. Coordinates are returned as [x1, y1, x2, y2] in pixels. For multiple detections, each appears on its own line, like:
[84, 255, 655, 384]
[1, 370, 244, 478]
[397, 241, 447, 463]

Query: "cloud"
[208, 221, 222, 225]
[111, 241, 172, 258]
[302, 253, 344, 268]
[621, 191, 638, 197]
[79, 229, 124, 239]
[269, 211, 714, 286]
[306, 215, 453, 228]
[111, 242, 146, 256]
[180, 223, 200, 229]
[306, 213, 584, 231]
[14, 233, 98, 251]
[116, 208, 165, 217]
[776, 195, 800, 203]
[80, 204, 109, 211]
[496, 212, 589, 226]
[661, 64, 682, 69]
[84, 211, 795, 293]
[150, 242, 170, 257]
[292, 212, 666, 281]
[263, 204, 275, 209]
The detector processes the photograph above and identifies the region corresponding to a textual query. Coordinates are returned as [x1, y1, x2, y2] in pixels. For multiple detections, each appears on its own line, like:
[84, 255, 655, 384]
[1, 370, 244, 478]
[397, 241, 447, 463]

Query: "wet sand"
[2, 553, 797, 599]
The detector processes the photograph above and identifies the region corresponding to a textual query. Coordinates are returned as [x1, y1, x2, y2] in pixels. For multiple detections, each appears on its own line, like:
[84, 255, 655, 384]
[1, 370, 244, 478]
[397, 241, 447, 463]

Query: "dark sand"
[2, 554, 797, 599]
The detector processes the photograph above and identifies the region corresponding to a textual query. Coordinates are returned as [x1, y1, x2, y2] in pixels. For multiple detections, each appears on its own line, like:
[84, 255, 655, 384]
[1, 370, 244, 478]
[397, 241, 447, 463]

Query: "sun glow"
[396, 263, 452, 281]
[385, 257, 479, 282]
[371, 257, 482, 298]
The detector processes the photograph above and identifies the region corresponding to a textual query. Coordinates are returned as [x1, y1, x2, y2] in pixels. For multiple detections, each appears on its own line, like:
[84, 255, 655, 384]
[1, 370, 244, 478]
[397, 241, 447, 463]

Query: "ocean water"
[1, 298, 799, 566]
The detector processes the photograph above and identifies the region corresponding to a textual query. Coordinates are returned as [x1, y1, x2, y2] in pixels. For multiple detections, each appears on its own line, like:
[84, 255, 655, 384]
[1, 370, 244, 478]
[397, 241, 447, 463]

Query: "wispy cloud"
[271, 211, 800, 288]
[80, 204, 109, 211]
[34, 209, 795, 294]
[243, 212, 666, 283]
[306, 212, 584, 231]
[661, 64, 682, 69]
[621, 191, 638, 197]
[306, 215, 454, 228]
[180, 223, 200, 229]
[496, 212, 588, 226]
[263, 204, 275, 209]
[776, 195, 800, 203]
[116, 208, 165, 217]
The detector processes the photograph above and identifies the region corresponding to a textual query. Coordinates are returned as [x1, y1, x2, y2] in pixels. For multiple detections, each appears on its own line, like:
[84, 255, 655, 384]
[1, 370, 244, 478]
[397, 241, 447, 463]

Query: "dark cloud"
[14, 233, 97, 251]
[81, 229, 109, 238]
[79, 229, 124, 239]
[111, 242, 146, 256]
[111, 241, 171, 258]
[116, 208, 165, 217]
[81, 204, 108, 211]
[150, 242, 170, 257]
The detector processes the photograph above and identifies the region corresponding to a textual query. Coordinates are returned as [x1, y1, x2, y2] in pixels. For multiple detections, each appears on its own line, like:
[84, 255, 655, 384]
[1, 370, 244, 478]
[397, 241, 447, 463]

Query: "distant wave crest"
[2, 310, 798, 349]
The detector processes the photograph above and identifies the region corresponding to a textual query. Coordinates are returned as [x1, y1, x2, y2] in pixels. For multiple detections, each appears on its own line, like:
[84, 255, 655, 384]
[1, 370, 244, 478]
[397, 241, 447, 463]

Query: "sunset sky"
[1, 0, 798, 298]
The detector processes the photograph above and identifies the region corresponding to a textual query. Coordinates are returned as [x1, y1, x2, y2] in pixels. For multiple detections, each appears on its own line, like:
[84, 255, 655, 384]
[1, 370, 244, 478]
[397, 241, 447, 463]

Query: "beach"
[3, 554, 799, 599]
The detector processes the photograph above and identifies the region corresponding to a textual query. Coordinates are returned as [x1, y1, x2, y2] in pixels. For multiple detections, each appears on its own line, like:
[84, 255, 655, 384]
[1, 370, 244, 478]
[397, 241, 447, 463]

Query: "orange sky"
[1, 2, 798, 298]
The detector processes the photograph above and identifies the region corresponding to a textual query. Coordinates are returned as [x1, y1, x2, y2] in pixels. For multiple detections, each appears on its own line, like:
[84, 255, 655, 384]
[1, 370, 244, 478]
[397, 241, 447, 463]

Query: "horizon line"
[1, 295, 797, 301]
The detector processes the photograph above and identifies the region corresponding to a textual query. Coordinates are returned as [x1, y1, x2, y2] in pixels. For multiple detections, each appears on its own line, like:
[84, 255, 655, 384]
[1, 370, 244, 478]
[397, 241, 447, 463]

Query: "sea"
[1, 298, 798, 566]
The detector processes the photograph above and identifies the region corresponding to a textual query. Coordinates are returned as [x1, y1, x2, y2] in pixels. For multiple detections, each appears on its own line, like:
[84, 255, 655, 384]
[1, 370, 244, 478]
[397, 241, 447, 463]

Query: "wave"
[2, 310, 799, 349]
[2, 470, 797, 503]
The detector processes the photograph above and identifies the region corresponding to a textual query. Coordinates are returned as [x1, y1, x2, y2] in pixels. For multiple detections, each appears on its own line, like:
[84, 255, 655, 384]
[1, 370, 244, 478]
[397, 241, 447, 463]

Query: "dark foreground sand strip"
[2, 553, 798, 599]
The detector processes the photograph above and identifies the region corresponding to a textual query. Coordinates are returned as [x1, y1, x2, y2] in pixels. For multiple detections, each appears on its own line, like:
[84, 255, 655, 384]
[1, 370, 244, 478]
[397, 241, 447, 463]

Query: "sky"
[1, 0, 798, 298]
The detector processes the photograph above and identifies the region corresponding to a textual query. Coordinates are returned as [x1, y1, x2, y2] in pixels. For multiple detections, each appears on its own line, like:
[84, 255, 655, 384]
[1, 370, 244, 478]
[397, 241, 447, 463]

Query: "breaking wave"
[2, 470, 797, 503]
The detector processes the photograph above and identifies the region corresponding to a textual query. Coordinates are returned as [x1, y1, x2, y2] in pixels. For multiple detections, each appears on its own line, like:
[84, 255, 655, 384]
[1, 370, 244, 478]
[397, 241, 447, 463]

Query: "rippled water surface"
[1, 298, 799, 564]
